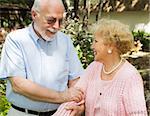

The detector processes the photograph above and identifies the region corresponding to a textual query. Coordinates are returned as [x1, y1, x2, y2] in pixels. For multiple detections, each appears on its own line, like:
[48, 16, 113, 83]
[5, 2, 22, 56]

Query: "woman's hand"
[66, 100, 85, 116]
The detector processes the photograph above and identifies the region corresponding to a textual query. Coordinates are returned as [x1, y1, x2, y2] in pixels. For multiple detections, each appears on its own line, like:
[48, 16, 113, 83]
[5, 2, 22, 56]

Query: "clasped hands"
[62, 87, 85, 116]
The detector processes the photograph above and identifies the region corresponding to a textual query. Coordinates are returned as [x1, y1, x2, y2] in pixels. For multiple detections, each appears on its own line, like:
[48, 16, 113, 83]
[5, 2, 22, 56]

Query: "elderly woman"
[53, 19, 148, 116]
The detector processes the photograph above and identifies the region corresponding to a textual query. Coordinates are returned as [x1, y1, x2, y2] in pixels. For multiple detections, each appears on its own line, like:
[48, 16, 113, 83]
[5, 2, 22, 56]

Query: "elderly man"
[0, 0, 84, 115]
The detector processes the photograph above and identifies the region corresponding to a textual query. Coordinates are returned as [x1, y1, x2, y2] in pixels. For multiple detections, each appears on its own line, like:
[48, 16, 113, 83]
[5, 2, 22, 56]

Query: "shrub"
[62, 18, 94, 68]
[132, 31, 150, 52]
[0, 81, 10, 116]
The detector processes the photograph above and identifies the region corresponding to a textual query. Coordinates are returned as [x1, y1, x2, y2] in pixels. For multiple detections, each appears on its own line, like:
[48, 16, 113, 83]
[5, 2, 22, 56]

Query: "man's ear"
[31, 10, 38, 20]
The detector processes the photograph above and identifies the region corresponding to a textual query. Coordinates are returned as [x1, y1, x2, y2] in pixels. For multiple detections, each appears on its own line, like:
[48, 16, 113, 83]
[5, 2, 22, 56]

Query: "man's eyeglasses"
[45, 17, 63, 26]
[35, 10, 64, 26]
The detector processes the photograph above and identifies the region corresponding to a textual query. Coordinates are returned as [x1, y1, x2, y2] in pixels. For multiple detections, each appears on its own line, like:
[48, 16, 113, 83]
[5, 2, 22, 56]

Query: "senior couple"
[0, 0, 147, 116]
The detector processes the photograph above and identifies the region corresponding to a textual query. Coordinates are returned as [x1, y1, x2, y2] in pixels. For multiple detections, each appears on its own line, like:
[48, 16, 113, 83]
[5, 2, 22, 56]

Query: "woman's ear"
[106, 43, 115, 54]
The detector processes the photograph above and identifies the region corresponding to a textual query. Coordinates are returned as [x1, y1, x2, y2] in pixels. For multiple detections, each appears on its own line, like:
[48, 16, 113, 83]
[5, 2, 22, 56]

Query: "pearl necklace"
[102, 58, 123, 75]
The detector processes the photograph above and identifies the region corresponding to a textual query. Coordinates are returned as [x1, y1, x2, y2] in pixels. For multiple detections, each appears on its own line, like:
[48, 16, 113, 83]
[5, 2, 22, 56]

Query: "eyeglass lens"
[46, 17, 63, 25]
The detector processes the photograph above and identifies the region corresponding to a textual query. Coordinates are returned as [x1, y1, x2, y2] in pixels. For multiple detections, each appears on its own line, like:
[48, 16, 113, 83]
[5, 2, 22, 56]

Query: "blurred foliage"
[132, 31, 150, 52]
[0, 81, 10, 116]
[62, 18, 94, 68]
[0, 0, 34, 8]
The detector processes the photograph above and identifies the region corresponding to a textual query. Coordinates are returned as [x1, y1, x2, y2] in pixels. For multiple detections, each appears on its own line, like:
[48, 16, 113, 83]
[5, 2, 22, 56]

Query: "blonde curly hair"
[92, 18, 134, 55]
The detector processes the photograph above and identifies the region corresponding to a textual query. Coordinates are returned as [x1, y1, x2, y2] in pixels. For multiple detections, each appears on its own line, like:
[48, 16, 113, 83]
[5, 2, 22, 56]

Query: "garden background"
[0, 0, 150, 115]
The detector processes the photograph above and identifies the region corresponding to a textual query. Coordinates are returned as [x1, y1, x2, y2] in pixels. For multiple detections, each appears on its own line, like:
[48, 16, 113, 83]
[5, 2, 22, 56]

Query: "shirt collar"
[28, 23, 40, 44]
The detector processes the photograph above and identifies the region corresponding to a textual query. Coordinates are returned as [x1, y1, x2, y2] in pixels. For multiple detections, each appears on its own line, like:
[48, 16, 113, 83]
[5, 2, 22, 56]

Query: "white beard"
[40, 30, 52, 41]
[34, 23, 57, 41]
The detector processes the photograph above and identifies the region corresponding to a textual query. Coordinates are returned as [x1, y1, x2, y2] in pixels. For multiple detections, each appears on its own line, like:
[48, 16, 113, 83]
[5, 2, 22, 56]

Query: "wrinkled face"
[91, 33, 109, 62]
[32, 2, 64, 40]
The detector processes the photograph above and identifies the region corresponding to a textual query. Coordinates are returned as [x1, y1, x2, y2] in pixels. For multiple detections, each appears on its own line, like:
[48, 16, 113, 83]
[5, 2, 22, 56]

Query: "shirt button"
[100, 93, 102, 95]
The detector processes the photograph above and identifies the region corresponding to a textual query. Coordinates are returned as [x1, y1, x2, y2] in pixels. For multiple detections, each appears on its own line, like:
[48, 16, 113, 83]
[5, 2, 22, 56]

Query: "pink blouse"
[53, 61, 148, 116]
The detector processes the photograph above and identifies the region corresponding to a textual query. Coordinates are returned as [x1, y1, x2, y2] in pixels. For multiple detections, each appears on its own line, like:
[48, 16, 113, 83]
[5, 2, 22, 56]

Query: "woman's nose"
[91, 43, 94, 49]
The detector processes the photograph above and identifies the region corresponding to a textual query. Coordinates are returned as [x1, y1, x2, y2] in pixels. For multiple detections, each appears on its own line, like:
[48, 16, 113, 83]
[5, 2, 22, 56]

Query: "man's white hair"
[32, 0, 41, 12]
[32, 0, 64, 12]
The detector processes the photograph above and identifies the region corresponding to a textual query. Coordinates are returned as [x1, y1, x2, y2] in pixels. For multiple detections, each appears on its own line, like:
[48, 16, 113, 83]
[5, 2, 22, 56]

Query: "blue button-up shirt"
[0, 24, 83, 111]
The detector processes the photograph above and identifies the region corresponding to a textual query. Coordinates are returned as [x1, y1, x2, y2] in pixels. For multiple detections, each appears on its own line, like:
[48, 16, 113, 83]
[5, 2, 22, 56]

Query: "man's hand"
[62, 87, 84, 103]
[66, 100, 85, 116]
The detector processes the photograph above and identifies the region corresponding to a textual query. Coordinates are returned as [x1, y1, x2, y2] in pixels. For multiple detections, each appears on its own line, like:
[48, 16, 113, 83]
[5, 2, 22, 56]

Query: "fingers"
[66, 105, 85, 116]
[66, 104, 84, 110]
[62, 87, 84, 102]
[70, 110, 77, 116]
[65, 105, 77, 110]
[65, 106, 79, 116]
[70, 88, 84, 102]
[75, 88, 84, 99]
[77, 100, 85, 105]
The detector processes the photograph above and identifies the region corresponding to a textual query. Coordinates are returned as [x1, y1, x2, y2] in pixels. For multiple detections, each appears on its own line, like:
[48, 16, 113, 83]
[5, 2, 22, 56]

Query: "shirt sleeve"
[123, 71, 148, 116]
[52, 62, 97, 116]
[66, 38, 84, 80]
[0, 33, 26, 79]
[74, 61, 97, 93]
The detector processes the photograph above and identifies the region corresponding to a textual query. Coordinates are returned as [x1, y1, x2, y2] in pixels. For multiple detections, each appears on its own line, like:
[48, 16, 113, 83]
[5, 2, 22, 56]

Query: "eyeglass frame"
[35, 10, 64, 26]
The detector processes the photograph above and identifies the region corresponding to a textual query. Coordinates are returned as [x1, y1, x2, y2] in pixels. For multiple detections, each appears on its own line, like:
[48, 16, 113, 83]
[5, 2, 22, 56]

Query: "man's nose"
[53, 20, 61, 29]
